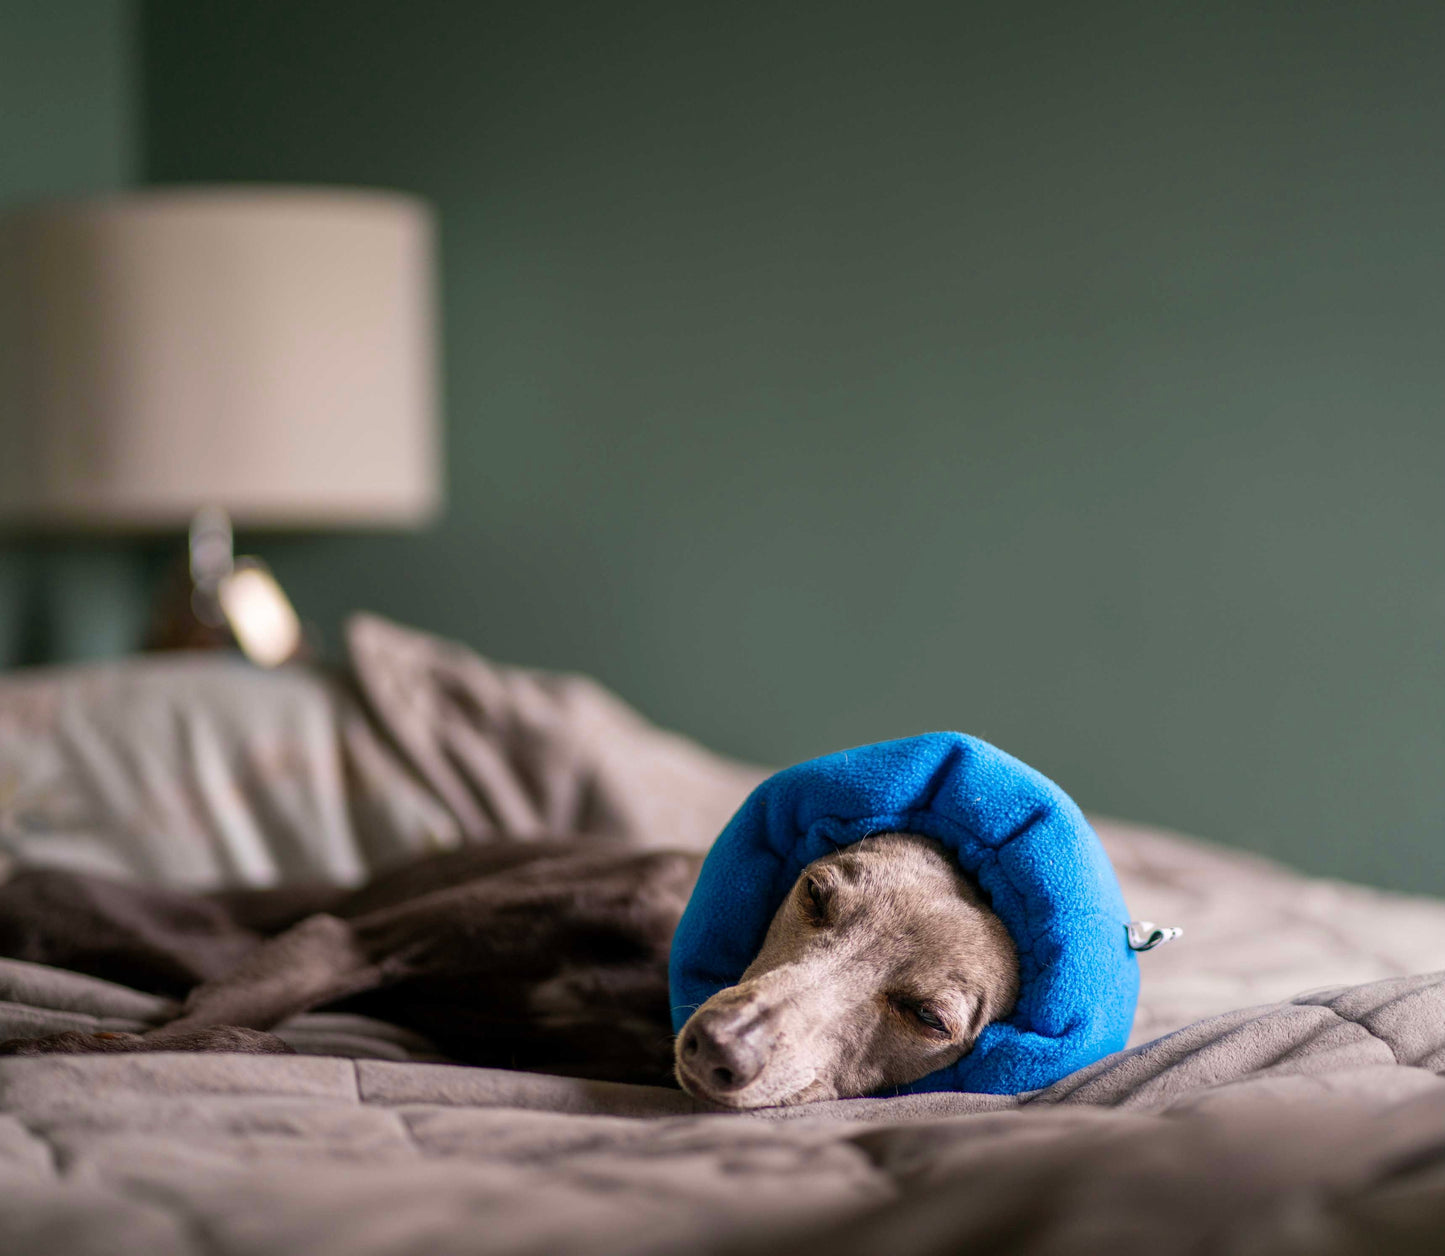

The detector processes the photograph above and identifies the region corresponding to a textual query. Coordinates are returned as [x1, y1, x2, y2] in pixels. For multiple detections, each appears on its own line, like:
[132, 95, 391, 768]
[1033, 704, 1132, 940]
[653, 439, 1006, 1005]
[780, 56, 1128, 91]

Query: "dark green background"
[5, 2, 1445, 892]
[0, 1, 145, 663]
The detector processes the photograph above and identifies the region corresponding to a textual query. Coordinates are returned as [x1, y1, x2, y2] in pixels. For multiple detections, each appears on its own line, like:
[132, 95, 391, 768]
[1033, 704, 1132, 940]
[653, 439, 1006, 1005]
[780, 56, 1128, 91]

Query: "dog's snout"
[679, 1018, 765, 1094]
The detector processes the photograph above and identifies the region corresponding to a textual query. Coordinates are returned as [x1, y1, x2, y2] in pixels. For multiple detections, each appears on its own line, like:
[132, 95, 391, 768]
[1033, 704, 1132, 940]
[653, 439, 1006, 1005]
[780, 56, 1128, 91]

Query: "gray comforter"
[4, 955, 1445, 1254]
[3, 620, 1445, 1254]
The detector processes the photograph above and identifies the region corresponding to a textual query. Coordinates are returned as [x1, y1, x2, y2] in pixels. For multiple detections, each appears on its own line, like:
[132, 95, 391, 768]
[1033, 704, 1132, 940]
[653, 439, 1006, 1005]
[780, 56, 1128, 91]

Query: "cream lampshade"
[0, 186, 441, 530]
[0, 186, 442, 666]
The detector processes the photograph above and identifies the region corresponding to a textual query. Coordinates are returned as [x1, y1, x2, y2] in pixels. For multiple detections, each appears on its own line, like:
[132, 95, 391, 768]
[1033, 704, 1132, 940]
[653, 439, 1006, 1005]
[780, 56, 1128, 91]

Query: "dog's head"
[674, 833, 1018, 1108]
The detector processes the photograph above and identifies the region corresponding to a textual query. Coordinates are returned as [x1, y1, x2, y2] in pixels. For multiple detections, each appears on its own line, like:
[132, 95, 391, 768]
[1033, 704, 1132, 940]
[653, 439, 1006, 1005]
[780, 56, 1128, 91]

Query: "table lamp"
[0, 187, 441, 666]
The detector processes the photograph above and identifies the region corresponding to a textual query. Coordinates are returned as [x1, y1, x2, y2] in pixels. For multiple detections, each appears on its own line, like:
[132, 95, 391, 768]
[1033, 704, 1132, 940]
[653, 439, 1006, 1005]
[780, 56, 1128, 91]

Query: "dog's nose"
[679, 1018, 765, 1094]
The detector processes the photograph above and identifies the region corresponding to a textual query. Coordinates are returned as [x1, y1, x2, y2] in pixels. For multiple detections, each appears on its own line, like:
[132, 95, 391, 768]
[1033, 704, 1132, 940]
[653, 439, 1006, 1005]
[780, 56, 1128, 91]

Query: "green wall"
[0, 0, 146, 663]
[14, 1, 1445, 893]
[0, 1, 132, 199]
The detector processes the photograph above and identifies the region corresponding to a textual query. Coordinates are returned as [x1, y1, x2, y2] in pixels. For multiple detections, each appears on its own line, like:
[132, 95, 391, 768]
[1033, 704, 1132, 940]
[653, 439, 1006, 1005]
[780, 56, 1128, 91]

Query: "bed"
[3, 614, 1444, 1255]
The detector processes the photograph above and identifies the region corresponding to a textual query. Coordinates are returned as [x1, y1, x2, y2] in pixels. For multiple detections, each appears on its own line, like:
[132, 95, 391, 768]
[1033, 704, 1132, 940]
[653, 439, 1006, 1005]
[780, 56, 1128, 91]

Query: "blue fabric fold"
[668, 732, 1138, 1095]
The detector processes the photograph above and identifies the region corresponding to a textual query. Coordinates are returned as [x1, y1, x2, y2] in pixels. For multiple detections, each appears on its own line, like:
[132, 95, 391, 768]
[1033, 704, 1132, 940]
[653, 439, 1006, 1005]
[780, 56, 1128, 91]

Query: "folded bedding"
[5, 617, 1445, 1254]
[0, 613, 767, 888]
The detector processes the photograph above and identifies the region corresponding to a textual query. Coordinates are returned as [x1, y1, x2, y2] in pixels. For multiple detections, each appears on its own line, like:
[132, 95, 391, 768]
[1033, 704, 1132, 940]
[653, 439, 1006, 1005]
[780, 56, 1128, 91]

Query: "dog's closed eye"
[890, 995, 953, 1038]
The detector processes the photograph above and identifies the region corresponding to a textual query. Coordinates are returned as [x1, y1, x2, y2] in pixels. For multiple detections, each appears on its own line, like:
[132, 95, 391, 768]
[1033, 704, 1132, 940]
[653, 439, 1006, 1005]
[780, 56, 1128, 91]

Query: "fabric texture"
[7, 696, 1445, 1254]
[670, 733, 1138, 1094]
[11, 625, 1445, 1250]
[0, 615, 767, 889]
[6, 960, 1445, 1256]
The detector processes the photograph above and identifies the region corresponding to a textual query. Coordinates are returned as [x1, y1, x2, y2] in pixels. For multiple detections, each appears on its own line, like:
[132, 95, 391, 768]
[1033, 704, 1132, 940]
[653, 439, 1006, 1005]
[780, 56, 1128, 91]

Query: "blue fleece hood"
[669, 733, 1138, 1096]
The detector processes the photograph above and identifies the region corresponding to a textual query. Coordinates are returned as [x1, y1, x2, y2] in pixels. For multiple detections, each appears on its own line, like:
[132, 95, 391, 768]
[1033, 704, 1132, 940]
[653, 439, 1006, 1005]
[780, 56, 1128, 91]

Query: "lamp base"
[144, 509, 306, 668]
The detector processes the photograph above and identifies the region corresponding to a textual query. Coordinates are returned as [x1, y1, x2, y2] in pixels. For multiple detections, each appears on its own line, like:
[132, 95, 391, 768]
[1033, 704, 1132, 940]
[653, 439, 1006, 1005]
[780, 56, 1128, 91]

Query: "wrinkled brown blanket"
[4, 618, 1445, 1254]
[0, 839, 699, 1084]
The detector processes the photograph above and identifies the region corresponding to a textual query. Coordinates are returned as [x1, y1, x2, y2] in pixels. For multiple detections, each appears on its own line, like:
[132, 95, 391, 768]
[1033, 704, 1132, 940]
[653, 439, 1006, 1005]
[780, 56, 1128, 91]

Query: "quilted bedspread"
[4, 820, 1445, 1256]
[4, 621, 1445, 1254]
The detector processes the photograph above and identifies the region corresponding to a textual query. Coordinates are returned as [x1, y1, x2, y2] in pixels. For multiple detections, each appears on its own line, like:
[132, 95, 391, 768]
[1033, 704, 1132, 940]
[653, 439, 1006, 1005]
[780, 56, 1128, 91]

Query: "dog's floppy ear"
[959, 988, 993, 1043]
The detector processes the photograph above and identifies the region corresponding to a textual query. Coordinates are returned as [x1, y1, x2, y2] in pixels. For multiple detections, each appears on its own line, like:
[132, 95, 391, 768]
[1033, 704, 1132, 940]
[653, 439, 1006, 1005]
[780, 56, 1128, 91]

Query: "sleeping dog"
[0, 834, 1018, 1108]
